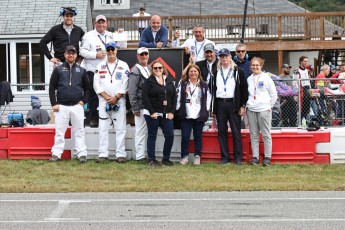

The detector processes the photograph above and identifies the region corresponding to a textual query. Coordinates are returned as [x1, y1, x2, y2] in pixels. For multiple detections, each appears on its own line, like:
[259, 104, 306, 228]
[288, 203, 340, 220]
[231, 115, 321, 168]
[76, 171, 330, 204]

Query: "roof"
[0, 0, 88, 36]
[93, 0, 305, 17]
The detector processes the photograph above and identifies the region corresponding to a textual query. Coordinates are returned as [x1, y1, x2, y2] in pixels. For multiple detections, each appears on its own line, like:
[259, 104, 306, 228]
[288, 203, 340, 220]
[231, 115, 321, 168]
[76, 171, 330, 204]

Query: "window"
[103, 0, 122, 4]
[95, 0, 129, 10]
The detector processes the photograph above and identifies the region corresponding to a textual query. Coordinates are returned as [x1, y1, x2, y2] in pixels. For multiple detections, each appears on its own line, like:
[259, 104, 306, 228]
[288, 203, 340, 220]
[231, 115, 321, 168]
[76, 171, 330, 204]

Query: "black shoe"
[79, 156, 87, 163]
[136, 158, 148, 163]
[235, 161, 243, 165]
[162, 159, 174, 166]
[48, 155, 61, 162]
[250, 157, 260, 165]
[219, 160, 229, 165]
[96, 157, 108, 163]
[116, 157, 126, 163]
[90, 119, 98, 128]
[263, 157, 271, 167]
[148, 160, 160, 167]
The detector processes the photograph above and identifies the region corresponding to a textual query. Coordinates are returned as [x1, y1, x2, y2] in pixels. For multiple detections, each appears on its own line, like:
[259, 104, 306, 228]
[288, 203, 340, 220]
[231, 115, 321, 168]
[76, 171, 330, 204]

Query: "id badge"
[163, 100, 167, 106]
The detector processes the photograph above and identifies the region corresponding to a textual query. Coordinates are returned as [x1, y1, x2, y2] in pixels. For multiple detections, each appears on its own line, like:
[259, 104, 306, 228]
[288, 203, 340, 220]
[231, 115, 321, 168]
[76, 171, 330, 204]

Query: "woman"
[246, 57, 278, 166]
[176, 64, 211, 165]
[142, 60, 177, 166]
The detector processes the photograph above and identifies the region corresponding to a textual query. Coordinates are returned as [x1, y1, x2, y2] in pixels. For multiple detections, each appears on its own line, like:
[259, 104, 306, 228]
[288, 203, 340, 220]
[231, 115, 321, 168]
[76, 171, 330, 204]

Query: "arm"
[39, 26, 55, 61]
[49, 68, 59, 106]
[128, 71, 141, 112]
[142, 79, 154, 114]
[81, 70, 90, 104]
[138, 29, 156, 48]
[79, 33, 98, 60]
[159, 26, 169, 47]
[268, 78, 278, 108]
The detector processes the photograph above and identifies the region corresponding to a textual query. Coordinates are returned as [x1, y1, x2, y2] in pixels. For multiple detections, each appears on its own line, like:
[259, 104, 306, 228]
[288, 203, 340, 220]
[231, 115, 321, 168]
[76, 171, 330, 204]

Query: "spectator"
[139, 15, 168, 48]
[176, 64, 211, 165]
[293, 56, 311, 124]
[328, 65, 337, 78]
[314, 64, 330, 124]
[26, 95, 50, 125]
[128, 47, 151, 162]
[233, 43, 252, 79]
[211, 48, 248, 165]
[48, 45, 89, 163]
[331, 63, 345, 84]
[142, 60, 177, 166]
[174, 25, 215, 65]
[80, 15, 115, 128]
[133, 7, 150, 37]
[93, 42, 129, 164]
[247, 57, 277, 167]
[39, 7, 84, 65]
[278, 64, 297, 127]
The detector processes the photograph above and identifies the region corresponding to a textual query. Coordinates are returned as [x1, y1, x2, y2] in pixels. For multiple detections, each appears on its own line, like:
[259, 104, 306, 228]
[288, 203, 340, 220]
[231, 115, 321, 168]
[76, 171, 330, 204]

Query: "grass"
[0, 159, 345, 192]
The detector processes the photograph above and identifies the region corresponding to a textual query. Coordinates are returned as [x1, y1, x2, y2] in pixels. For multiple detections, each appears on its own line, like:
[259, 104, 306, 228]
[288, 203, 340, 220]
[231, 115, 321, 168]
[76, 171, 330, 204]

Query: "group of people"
[42, 7, 279, 166]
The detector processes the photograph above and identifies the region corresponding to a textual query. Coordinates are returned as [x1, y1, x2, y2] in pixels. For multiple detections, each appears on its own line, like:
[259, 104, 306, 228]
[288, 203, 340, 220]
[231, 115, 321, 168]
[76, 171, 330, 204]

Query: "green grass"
[0, 160, 344, 192]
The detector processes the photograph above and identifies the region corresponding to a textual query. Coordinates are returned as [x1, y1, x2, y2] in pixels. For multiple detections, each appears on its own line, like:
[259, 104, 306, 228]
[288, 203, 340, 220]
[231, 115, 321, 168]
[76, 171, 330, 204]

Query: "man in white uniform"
[80, 15, 114, 128]
[93, 42, 129, 163]
[132, 7, 150, 37]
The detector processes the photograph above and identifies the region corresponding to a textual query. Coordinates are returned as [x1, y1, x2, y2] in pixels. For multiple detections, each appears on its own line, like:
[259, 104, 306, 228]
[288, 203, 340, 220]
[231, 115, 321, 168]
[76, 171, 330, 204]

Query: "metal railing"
[105, 12, 345, 44]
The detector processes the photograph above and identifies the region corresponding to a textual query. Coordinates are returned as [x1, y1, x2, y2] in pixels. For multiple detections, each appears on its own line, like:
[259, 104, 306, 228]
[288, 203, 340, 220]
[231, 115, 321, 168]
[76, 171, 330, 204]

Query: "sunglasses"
[139, 52, 149, 56]
[153, 66, 163, 70]
[236, 50, 246, 53]
[106, 47, 115, 52]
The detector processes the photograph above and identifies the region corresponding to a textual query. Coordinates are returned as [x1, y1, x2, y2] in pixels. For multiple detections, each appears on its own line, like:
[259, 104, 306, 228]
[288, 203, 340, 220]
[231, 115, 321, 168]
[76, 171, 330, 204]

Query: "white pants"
[52, 104, 87, 158]
[134, 110, 147, 160]
[98, 105, 127, 158]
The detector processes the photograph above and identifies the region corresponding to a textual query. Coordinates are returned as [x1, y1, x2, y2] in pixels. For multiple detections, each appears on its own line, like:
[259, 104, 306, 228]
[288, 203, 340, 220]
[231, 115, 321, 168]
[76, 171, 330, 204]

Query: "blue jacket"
[138, 26, 168, 48]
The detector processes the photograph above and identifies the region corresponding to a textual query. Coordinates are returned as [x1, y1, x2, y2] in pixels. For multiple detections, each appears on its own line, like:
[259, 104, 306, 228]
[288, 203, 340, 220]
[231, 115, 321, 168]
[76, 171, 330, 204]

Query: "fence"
[1, 80, 345, 128]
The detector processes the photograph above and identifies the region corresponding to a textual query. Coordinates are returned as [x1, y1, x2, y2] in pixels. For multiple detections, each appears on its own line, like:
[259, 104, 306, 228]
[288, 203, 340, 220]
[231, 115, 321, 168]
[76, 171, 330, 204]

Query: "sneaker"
[148, 160, 160, 167]
[250, 157, 260, 165]
[263, 157, 271, 167]
[193, 155, 201, 165]
[96, 157, 108, 163]
[90, 119, 99, 128]
[117, 157, 126, 163]
[48, 155, 61, 162]
[180, 156, 189, 165]
[162, 159, 174, 166]
[79, 156, 87, 163]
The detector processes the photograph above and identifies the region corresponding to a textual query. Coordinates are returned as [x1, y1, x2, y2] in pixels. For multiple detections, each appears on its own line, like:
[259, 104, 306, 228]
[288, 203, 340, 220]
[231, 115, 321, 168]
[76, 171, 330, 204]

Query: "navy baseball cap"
[218, 48, 230, 56]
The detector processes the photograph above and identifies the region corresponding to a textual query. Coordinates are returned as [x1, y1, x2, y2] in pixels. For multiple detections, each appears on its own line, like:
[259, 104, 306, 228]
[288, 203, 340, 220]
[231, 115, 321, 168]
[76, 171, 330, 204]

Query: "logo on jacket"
[115, 72, 122, 80]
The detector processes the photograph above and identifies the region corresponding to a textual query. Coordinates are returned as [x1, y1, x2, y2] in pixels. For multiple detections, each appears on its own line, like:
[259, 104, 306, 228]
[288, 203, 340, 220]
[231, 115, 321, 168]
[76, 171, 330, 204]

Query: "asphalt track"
[0, 192, 344, 229]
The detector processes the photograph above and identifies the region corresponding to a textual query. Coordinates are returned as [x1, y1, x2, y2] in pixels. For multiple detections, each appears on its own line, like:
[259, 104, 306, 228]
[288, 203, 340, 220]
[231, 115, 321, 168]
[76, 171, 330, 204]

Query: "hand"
[50, 58, 61, 65]
[78, 101, 84, 106]
[134, 111, 140, 116]
[96, 51, 106, 59]
[52, 104, 60, 112]
[185, 46, 190, 54]
[156, 42, 163, 48]
[167, 113, 174, 120]
[106, 96, 116, 105]
[150, 113, 158, 119]
[239, 107, 246, 116]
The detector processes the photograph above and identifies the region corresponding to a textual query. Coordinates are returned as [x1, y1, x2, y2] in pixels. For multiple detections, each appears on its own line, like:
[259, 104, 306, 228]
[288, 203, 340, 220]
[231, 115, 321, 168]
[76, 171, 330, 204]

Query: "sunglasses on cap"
[139, 52, 149, 56]
[153, 66, 163, 70]
[106, 47, 115, 52]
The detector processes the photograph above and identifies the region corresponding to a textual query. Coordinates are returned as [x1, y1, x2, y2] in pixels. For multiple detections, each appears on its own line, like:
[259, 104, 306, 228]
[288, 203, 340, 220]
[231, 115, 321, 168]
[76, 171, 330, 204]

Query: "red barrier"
[0, 128, 8, 159]
[7, 127, 71, 160]
[200, 129, 251, 163]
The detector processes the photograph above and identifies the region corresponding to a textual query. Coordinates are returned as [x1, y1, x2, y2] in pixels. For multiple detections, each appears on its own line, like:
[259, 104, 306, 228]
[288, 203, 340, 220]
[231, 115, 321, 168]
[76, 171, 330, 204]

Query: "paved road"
[0, 192, 344, 229]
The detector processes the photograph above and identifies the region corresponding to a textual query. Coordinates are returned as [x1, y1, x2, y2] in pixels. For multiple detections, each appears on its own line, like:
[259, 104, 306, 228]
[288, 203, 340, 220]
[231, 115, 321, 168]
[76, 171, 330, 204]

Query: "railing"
[105, 12, 345, 44]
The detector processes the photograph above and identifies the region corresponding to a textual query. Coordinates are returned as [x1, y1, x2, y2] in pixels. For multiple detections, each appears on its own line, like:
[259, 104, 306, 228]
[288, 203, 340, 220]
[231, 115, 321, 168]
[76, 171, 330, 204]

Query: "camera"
[106, 103, 120, 112]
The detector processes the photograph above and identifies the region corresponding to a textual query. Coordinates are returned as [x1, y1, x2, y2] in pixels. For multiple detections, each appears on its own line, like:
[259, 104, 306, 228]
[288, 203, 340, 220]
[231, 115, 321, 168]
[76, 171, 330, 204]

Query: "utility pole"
[240, 0, 249, 43]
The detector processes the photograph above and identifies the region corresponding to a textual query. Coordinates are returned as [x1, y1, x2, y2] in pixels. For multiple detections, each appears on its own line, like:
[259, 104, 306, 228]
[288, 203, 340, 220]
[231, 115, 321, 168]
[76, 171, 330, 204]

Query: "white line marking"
[44, 201, 72, 221]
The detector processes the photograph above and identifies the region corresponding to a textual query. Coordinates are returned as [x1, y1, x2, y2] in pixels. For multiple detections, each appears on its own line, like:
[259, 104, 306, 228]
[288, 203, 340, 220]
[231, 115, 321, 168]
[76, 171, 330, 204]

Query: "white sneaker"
[180, 156, 189, 165]
[193, 155, 201, 165]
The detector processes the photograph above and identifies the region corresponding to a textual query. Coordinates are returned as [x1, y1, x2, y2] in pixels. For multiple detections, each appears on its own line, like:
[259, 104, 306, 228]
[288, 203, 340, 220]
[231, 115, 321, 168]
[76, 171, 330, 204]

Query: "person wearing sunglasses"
[142, 60, 177, 166]
[39, 7, 84, 65]
[93, 42, 129, 164]
[233, 44, 251, 79]
[80, 15, 115, 128]
[128, 47, 151, 162]
[175, 64, 211, 165]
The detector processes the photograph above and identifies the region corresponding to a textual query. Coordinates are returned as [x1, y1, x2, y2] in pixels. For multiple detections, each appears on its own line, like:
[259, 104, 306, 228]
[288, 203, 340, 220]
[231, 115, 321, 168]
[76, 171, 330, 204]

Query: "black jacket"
[211, 66, 248, 114]
[196, 58, 219, 94]
[49, 62, 89, 106]
[142, 75, 177, 115]
[39, 23, 85, 61]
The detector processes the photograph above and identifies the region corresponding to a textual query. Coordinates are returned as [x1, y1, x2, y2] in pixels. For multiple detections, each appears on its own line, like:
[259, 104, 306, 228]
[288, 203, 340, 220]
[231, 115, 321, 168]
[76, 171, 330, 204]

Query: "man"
[93, 42, 129, 163]
[175, 25, 215, 65]
[128, 47, 151, 162]
[233, 43, 251, 79]
[48, 45, 89, 163]
[133, 7, 150, 37]
[279, 64, 297, 127]
[331, 63, 345, 84]
[328, 65, 337, 78]
[293, 56, 310, 124]
[39, 7, 84, 65]
[80, 15, 114, 128]
[211, 48, 248, 165]
[139, 15, 168, 48]
[196, 43, 219, 87]
[314, 64, 330, 124]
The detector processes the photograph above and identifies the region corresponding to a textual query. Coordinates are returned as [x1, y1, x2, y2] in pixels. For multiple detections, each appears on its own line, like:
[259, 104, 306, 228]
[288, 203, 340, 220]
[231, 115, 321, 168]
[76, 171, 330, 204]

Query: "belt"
[217, 98, 233, 102]
[60, 102, 79, 106]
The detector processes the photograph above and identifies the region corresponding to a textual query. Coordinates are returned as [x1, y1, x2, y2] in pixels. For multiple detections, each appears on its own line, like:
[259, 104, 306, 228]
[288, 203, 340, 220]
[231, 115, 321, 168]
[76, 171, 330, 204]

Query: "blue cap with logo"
[105, 42, 117, 49]
[218, 48, 230, 56]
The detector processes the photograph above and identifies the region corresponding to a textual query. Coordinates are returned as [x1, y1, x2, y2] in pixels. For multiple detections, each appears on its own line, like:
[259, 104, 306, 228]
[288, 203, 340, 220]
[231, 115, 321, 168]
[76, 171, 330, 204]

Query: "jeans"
[87, 71, 99, 121]
[144, 115, 174, 161]
[180, 118, 205, 158]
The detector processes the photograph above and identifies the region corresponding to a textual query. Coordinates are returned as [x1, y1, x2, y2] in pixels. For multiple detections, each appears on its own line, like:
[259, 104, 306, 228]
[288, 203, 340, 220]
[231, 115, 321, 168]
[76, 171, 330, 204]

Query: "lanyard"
[253, 74, 261, 100]
[221, 67, 233, 92]
[136, 63, 150, 78]
[194, 39, 205, 58]
[106, 60, 119, 83]
[188, 81, 199, 97]
[97, 34, 107, 46]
